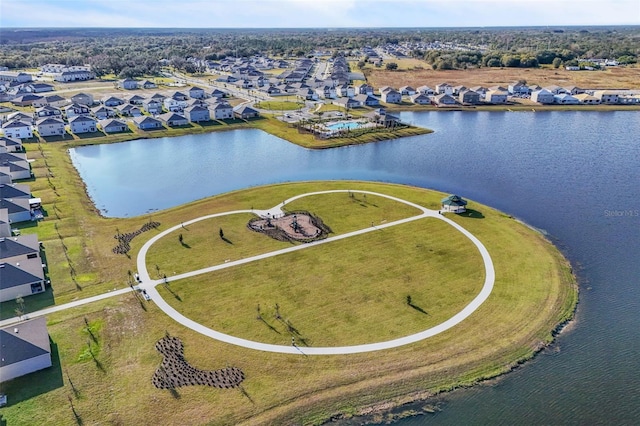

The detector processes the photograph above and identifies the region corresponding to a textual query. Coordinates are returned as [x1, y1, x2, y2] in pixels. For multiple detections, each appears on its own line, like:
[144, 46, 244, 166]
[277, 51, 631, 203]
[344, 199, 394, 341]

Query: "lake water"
[70, 111, 640, 425]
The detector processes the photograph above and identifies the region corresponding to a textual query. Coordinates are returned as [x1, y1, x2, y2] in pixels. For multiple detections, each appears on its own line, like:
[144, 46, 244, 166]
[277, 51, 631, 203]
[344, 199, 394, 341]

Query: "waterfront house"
[378, 86, 392, 95]
[2, 121, 32, 139]
[0, 183, 31, 200]
[159, 112, 189, 127]
[0, 197, 32, 223]
[469, 86, 487, 97]
[432, 93, 457, 107]
[554, 93, 580, 104]
[484, 90, 508, 104]
[0, 152, 30, 180]
[133, 116, 163, 130]
[441, 194, 467, 213]
[35, 117, 65, 137]
[592, 90, 619, 104]
[452, 85, 467, 95]
[410, 93, 431, 105]
[363, 108, 400, 127]
[210, 102, 234, 120]
[69, 115, 97, 134]
[488, 85, 508, 92]
[0, 317, 51, 381]
[574, 93, 601, 104]
[70, 93, 94, 106]
[543, 85, 566, 95]
[531, 89, 555, 104]
[381, 89, 402, 104]
[233, 105, 259, 119]
[118, 78, 138, 90]
[459, 90, 480, 105]
[0, 209, 11, 236]
[184, 104, 211, 122]
[508, 82, 530, 95]
[99, 118, 128, 134]
[564, 86, 585, 95]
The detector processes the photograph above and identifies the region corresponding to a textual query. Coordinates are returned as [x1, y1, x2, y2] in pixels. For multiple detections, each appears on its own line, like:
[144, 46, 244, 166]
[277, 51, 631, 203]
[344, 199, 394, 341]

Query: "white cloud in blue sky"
[1, 0, 638, 27]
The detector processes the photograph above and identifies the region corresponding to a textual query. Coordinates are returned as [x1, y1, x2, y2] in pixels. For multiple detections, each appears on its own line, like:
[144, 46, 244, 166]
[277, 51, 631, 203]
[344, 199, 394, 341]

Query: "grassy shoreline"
[0, 173, 578, 425]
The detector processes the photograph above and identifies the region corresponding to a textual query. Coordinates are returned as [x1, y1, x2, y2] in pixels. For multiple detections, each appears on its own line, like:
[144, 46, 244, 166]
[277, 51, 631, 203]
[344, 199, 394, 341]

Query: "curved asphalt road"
[136, 190, 495, 355]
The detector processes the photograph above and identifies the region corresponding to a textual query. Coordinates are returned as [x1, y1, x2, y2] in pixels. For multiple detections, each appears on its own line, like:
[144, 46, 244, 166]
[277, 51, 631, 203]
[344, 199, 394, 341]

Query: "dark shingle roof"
[0, 237, 38, 260]
[0, 329, 48, 367]
[0, 262, 42, 289]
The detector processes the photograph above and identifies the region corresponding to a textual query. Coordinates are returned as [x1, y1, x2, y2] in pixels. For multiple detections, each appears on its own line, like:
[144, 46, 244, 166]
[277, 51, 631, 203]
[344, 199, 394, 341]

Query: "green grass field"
[254, 100, 303, 111]
[0, 180, 577, 426]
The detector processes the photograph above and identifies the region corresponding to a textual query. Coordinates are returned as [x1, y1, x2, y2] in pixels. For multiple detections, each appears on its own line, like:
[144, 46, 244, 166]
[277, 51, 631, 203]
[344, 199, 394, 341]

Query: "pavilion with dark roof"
[441, 194, 468, 213]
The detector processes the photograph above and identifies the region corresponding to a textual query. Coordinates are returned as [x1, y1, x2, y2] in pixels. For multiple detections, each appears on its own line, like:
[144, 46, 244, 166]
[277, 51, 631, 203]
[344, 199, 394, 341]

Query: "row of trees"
[0, 27, 637, 73]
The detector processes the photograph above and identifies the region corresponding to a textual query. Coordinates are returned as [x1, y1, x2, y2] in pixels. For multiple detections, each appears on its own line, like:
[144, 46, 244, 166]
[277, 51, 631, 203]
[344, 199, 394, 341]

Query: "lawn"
[254, 100, 304, 111]
[0, 181, 577, 426]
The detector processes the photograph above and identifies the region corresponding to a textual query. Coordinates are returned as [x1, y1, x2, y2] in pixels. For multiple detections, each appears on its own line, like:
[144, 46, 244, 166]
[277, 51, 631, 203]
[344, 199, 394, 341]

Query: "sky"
[1, 0, 639, 28]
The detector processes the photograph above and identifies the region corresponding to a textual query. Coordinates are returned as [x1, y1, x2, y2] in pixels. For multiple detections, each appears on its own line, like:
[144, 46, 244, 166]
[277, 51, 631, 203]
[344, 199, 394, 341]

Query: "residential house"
[543, 85, 566, 95]
[432, 93, 457, 107]
[452, 85, 467, 95]
[24, 83, 54, 93]
[381, 89, 402, 104]
[315, 85, 337, 99]
[435, 83, 453, 95]
[378, 86, 392, 96]
[91, 106, 116, 120]
[210, 102, 234, 120]
[297, 88, 319, 101]
[416, 85, 435, 96]
[0, 197, 32, 223]
[0, 317, 52, 381]
[140, 80, 157, 89]
[488, 85, 508, 92]
[184, 105, 211, 122]
[117, 104, 142, 117]
[592, 90, 619, 104]
[142, 99, 163, 115]
[410, 93, 431, 105]
[355, 83, 374, 95]
[7, 112, 33, 123]
[69, 115, 97, 134]
[484, 90, 508, 104]
[101, 96, 124, 107]
[64, 103, 90, 119]
[70, 93, 94, 106]
[441, 194, 467, 213]
[150, 93, 166, 102]
[263, 86, 282, 96]
[336, 85, 356, 98]
[564, 86, 585, 95]
[118, 78, 138, 90]
[508, 82, 530, 95]
[399, 86, 416, 96]
[0, 183, 30, 200]
[99, 118, 129, 134]
[35, 117, 65, 137]
[469, 86, 487, 97]
[459, 90, 480, 105]
[574, 93, 601, 104]
[11, 94, 43, 107]
[0, 72, 32, 83]
[333, 97, 360, 109]
[554, 93, 580, 104]
[34, 95, 67, 108]
[164, 93, 189, 112]
[0, 152, 30, 180]
[233, 105, 259, 119]
[188, 86, 205, 99]
[363, 108, 400, 127]
[53, 69, 95, 82]
[133, 116, 163, 130]
[159, 112, 189, 127]
[2, 121, 32, 139]
[0, 209, 10, 236]
[353, 94, 380, 107]
[126, 94, 146, 105]
[0, 137, 22, 153]
[531, 89, 555, 104]
[35, 106, 62, 118]
[210, 89, 226, 100]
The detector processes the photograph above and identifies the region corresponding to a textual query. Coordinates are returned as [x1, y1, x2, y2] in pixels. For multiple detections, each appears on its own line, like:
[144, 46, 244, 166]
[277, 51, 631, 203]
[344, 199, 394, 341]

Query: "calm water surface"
[70, 111, 640, 425]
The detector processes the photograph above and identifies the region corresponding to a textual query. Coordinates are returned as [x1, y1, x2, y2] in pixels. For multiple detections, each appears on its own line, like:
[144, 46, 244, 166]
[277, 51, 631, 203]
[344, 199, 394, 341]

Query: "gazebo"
[441, 194, 468, 213]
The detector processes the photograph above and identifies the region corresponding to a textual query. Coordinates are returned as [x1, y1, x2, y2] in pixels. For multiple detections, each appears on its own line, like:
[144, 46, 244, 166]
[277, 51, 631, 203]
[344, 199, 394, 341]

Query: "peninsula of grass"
[0, 176, 577, 426]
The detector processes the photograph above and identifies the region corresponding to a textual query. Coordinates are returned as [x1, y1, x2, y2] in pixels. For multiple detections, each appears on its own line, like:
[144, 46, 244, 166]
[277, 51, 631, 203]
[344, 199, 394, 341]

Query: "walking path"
[2, 190, 494, 356]
[136, 190, 495, 355]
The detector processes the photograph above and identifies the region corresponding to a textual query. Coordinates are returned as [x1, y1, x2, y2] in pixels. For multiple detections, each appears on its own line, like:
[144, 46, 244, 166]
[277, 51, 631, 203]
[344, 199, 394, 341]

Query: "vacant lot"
[366, 65, 640, 90]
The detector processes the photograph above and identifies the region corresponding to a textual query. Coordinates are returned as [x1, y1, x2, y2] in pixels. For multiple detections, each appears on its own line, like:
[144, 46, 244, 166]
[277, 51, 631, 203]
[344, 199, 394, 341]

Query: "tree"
[15, 296, 25, 318]
[552, 57, 563, 69]
[357, 60, 365, 69]
[219, 228, 224, 239]
[385, 62, 398, 71]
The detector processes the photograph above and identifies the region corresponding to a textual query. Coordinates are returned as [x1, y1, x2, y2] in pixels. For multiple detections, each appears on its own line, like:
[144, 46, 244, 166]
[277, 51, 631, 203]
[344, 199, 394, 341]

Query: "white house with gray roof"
[36, 117, 65, 137]
[2, 121, 32, 140]
[69, 116, 97, 134]
[0, 317, 52, 382]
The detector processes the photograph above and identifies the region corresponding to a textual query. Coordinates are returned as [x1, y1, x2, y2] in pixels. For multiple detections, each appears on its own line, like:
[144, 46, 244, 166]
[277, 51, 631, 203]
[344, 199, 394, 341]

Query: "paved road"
[136, 190, 495, 355]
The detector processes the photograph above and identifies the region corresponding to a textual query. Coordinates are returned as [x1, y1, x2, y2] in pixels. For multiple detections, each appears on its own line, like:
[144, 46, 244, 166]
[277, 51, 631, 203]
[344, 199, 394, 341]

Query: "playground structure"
[247, 210, 332, 243]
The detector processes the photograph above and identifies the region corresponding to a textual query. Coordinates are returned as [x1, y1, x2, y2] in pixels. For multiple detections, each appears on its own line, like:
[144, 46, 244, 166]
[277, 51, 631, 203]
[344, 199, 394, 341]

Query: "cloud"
[1, 0, 638, 27]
